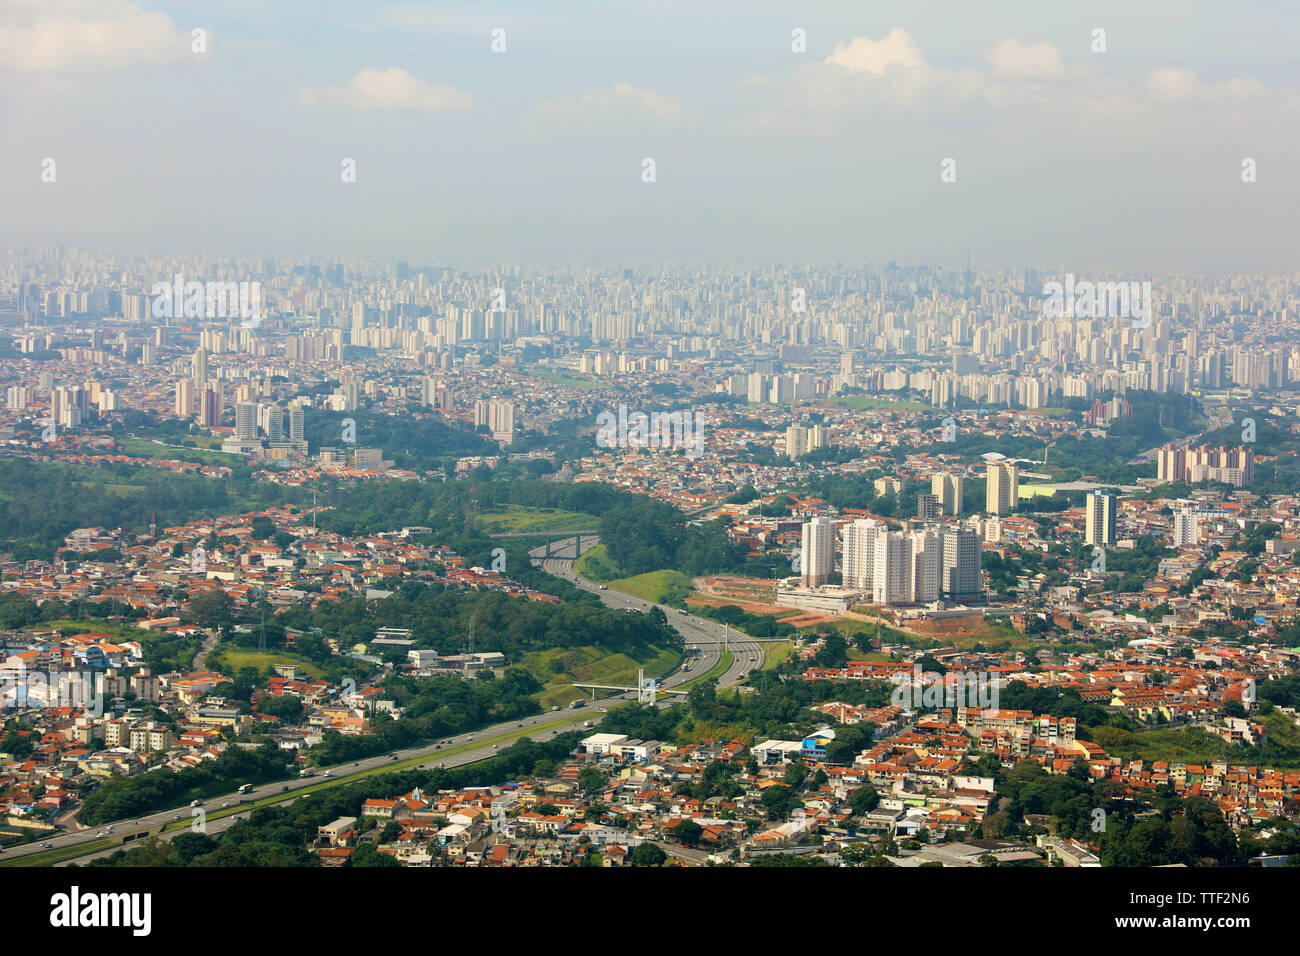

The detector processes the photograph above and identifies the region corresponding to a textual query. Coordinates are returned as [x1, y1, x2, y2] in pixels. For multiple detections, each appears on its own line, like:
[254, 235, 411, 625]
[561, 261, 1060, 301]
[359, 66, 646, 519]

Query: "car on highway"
[491, 744, 498, 749]
[323, 770, 332, 777]
[190, 799, 203, 807]
[281, 786, 290, 792]
[40, 842, 53, 848]
[467, 735, 474, 741]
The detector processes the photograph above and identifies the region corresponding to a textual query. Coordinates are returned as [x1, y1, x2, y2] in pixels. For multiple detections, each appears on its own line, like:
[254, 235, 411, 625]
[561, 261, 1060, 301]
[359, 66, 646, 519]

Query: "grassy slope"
[474, 506, 599, 534]
[518, 643, 682, 709]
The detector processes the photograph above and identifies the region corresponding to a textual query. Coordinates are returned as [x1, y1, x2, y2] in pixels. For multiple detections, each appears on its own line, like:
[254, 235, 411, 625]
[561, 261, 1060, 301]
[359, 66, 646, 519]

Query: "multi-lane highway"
[4, 534, 759, 866]
[537, 535, 764, 691]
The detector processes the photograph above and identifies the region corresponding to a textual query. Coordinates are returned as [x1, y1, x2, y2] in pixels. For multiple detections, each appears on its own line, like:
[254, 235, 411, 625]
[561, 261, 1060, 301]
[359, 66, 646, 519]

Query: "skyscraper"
[1085, 491, 1117, 547]
[235, 402, 259, 440]
[986, 461, 1019, 515]
[800, 516, 835, 587]
[200, 383, 222, 428]
[191, 348, 209, 387]
[174, 380, 194, 417]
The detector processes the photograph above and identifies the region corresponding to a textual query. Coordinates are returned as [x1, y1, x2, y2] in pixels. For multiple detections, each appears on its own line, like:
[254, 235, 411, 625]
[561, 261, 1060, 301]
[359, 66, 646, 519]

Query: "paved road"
[6, 535, 759, 867]
[537, 535, 764, 690]
[191, 631, 218, 670]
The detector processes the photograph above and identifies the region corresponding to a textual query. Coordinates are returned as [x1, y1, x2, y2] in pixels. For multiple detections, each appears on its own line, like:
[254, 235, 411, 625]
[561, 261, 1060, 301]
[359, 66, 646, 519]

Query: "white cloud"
[0, 0, 188, 73]
[298, 68, 471, 112]
[826, 28, 924, 75]
[1224, 77, 1265, 98]
[1146, 67, 1265, 103]
[540, 83, 680, 121]
[1147, 67, 1200, 100]
[987, 39, 1065, 79]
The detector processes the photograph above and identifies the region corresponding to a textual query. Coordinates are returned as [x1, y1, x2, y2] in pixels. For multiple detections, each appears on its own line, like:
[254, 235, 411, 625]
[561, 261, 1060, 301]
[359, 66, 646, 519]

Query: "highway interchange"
[3, 534, 762, 866]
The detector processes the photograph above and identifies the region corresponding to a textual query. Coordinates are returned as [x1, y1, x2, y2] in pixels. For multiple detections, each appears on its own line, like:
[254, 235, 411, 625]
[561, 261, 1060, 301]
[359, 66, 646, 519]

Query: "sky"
[3, 0, 1298, 272]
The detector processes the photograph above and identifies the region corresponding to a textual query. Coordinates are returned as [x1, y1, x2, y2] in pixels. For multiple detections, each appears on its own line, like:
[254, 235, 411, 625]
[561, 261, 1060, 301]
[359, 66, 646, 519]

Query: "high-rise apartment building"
[1156, 443, 1254, 487]
[174, 380, 195, 417]
[931, 472, 963, 515]
[941, 529, 982, 600]
[191, 348, 209, 387]
[785, 423, 827, 458]
[475, 399, 516, 444]
[910, 530, 942, 603]
[841, 518, 881, 590]
[1172, 508, 1201, 547]
[1085, 491, 1117, 547]
[200, 383, 223, 428]
[235, 402, 259, 440]
[872, 531, 912, 605]
[986, 461, 1019, 515]
[800, 516, 836, 587]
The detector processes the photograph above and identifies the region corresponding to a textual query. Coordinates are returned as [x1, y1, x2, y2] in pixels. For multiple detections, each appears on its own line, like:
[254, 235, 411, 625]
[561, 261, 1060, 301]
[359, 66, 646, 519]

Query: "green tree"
[629, 842, 667, 866]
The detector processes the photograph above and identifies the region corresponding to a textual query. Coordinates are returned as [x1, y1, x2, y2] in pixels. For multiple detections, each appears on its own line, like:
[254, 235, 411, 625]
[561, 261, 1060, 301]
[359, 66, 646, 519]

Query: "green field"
[117, 438, 244, 466]
[761, 641, 796, 670]
[475, 505, 598, 534]
[516, 367, 600, 389]
[206, 647, 325, 679]
[833, 396, 938, 413]
[519, 643, 682, 709]
[604, 570, 693, 606]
